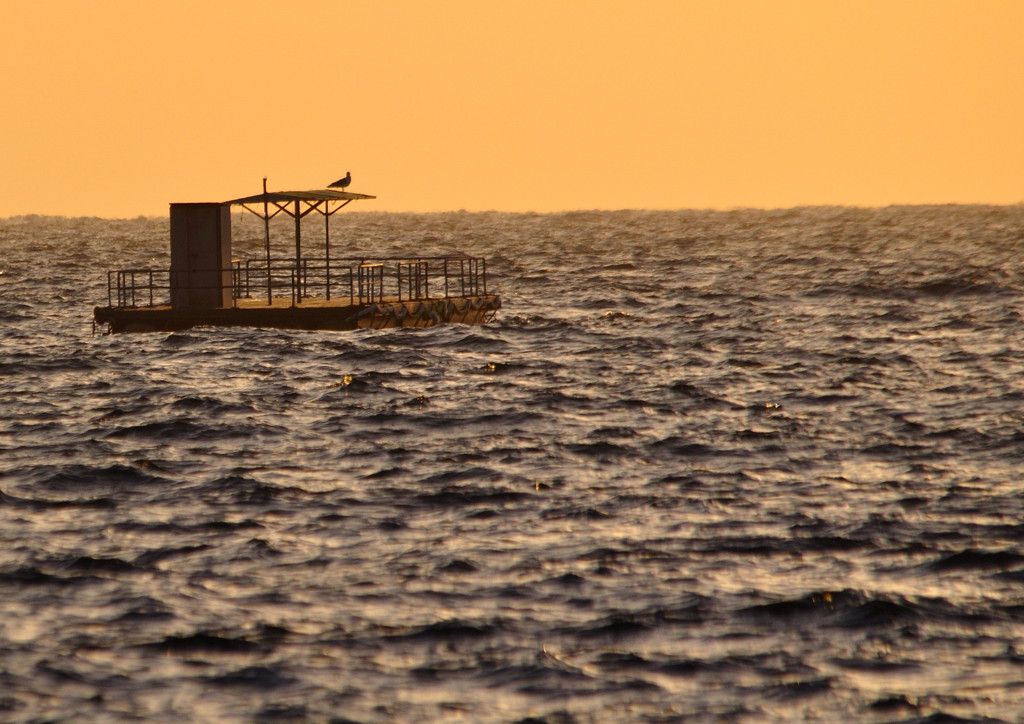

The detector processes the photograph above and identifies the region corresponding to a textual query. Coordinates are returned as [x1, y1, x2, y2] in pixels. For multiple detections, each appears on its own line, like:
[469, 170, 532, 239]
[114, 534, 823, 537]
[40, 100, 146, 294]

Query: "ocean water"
[2, 205, 1024, 722]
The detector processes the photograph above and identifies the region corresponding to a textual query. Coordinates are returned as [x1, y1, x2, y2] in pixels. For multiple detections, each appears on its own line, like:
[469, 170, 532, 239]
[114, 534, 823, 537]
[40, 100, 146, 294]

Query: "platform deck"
[94, 294, 501, 334]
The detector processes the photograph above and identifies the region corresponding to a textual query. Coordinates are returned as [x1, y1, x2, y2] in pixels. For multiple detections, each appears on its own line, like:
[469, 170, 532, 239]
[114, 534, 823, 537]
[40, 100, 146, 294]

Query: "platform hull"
[94, 295, 501, 334]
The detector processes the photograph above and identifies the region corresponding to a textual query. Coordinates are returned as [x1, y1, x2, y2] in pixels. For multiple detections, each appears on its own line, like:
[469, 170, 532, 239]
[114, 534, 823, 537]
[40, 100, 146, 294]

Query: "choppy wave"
[2, 205, 1024, 720]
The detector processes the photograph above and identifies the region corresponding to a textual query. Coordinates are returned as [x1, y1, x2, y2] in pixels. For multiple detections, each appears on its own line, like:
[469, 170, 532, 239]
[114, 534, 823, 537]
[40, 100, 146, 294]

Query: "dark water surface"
[3, 206, 1024, 721]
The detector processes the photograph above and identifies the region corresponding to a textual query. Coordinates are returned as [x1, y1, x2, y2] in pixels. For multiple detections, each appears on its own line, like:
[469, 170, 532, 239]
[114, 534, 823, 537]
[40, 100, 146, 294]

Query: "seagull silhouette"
[328, 172, 351, 190]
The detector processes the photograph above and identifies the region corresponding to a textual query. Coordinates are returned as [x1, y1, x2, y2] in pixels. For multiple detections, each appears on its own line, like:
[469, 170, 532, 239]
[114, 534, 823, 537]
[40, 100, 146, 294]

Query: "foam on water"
[2, 206, 1024, 721]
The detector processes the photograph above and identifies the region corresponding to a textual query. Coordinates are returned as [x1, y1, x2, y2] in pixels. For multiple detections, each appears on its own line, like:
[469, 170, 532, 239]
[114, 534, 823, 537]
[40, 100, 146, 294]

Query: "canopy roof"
[224, 189, 375, 205]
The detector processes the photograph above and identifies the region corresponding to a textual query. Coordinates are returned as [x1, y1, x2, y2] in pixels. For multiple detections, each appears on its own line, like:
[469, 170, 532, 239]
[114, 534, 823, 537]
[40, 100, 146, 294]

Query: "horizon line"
[4, 200, 1024, 222]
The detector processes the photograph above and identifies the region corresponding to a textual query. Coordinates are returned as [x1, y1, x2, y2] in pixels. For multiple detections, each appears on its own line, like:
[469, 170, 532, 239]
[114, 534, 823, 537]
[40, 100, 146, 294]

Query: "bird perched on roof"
[328, 172, 352, 190]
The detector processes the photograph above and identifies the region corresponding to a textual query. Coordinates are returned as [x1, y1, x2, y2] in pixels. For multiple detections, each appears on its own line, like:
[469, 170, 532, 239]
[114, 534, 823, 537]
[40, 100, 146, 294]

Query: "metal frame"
[229, 179, 372, 305]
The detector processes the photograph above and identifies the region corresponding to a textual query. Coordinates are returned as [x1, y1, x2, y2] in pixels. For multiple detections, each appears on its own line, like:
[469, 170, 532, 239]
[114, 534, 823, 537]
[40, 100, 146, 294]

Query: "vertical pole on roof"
[294, 200, 301, 306]
[263, 177, 272, 305]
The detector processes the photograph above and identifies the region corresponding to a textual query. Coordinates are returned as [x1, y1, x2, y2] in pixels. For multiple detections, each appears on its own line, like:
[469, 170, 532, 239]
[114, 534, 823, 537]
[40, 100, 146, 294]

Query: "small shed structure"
[170, 202, 233, 309]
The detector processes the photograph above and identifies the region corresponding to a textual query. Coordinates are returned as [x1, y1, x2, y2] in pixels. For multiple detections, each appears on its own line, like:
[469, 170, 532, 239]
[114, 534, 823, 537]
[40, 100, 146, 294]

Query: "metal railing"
[104, 255, 490, 310]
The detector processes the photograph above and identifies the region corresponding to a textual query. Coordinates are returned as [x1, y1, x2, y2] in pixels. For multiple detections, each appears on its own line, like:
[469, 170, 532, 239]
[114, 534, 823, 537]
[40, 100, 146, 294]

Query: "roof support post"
[325, 205, 331, 301]
[318, 199, 351, 302]
[263, 178, 272, 305]
[294, 199, 302, 306]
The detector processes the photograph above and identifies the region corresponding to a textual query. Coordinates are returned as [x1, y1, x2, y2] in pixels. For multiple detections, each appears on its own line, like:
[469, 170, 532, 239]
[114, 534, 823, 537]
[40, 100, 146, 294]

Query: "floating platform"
[94, 294, 501, 334]
[93, 180, 500, 334]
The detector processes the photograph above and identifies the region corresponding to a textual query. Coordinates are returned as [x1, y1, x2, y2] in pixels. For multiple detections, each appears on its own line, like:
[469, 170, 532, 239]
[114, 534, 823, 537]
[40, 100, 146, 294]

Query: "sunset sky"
[2, 1, 1023, 217]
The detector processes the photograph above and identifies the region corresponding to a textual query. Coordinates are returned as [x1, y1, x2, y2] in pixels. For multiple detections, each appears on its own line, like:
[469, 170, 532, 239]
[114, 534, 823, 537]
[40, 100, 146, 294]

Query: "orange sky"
[2, 0, 1023, 217]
